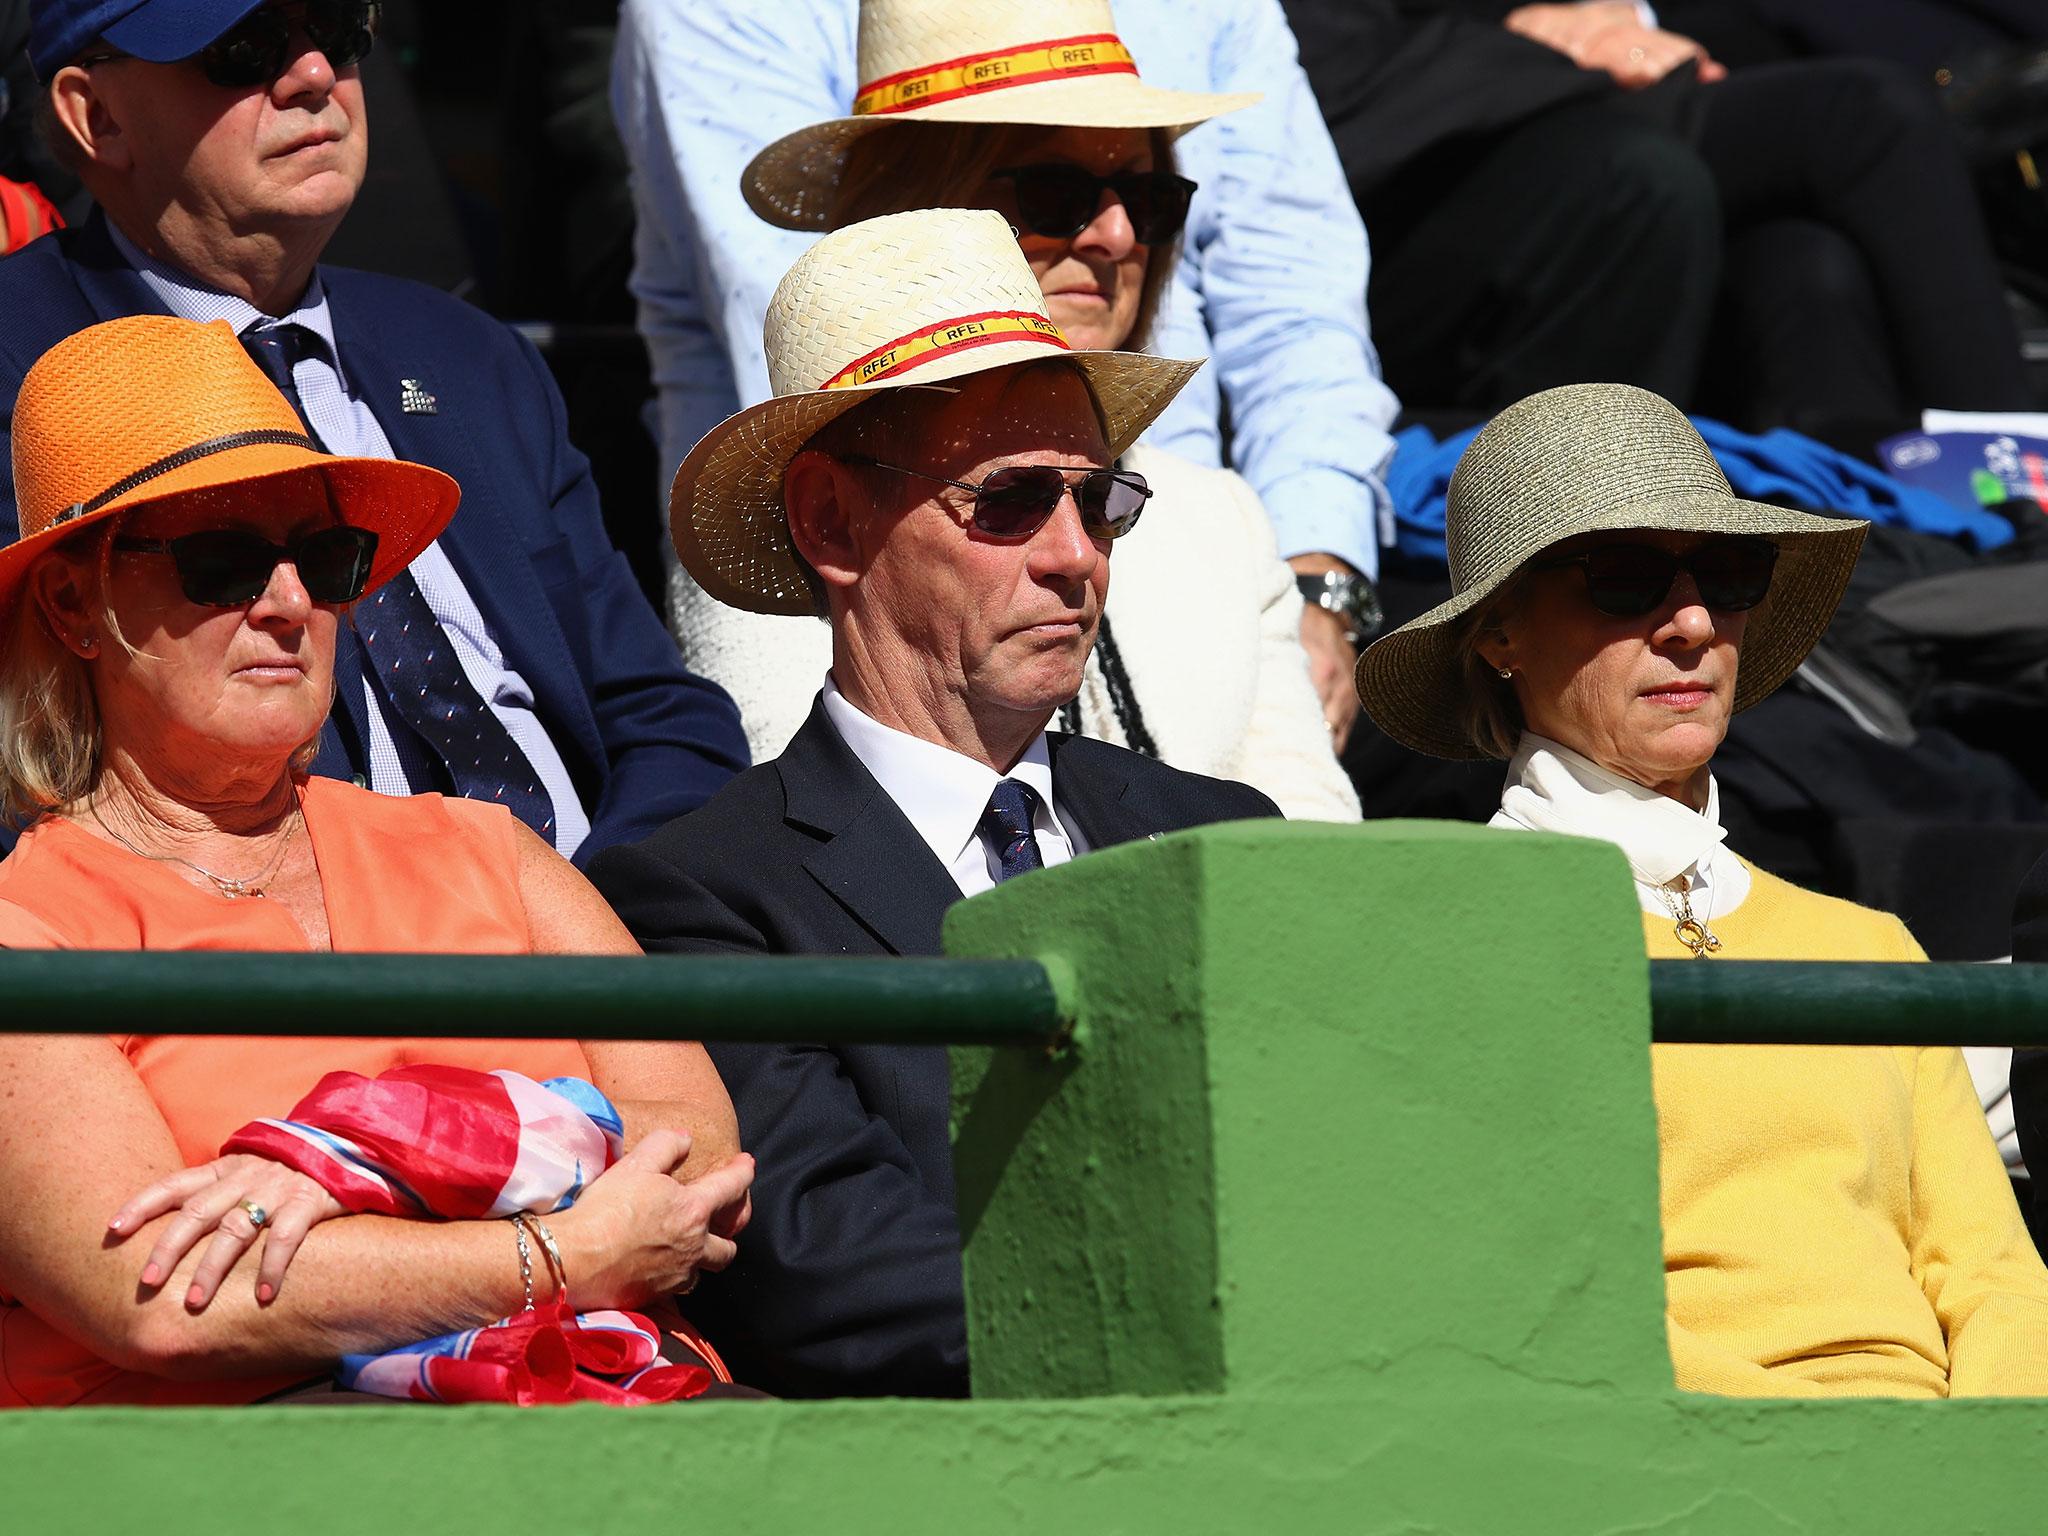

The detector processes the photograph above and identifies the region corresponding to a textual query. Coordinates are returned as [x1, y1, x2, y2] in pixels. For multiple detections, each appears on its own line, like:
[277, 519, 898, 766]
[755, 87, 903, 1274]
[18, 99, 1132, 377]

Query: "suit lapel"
[1047, 733, 1156, 851]
[66, 211, 168, 322]
[779, 702, 963, 958]
[321, 273, 603, 778]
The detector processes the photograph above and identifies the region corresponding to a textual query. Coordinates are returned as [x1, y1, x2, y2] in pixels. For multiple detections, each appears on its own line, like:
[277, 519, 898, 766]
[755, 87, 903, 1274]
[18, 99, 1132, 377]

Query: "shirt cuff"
[1257, 468, 1388, 581]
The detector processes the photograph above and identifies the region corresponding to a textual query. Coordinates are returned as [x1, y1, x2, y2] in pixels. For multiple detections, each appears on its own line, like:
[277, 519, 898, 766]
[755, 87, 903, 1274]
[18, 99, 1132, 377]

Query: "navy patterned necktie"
[977, 779, 1047, 884]
[239, 322, 557, 842]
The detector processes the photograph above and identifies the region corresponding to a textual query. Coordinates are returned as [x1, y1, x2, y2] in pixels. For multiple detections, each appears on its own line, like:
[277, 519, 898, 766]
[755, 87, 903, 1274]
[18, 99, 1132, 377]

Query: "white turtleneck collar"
[1488, 732, 1751, 920]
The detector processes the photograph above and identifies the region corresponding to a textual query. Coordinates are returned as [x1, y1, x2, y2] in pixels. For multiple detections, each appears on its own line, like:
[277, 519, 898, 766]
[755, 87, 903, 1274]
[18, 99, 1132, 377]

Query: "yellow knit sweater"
[1646, 859, 2048, 1396]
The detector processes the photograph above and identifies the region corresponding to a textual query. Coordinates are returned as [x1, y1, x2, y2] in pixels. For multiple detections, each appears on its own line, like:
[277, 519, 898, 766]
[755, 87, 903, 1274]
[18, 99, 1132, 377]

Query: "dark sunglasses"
[80, 1, 381, 88]
[844, 457, 1152, 541]
[990, 163, 1197, 245]
[1531, 537, 1779, 618]
[113, 526, 379, 606]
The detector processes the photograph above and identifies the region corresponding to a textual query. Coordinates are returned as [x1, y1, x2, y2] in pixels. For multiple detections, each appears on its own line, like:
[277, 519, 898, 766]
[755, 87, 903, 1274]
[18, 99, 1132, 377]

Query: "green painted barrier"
[6, 821, 2045, 1535]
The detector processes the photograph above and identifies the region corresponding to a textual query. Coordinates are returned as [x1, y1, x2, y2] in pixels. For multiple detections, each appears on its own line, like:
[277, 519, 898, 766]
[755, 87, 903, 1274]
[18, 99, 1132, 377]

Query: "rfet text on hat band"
[818, 310, 1069, 391]
[853, 34, 1138, 116]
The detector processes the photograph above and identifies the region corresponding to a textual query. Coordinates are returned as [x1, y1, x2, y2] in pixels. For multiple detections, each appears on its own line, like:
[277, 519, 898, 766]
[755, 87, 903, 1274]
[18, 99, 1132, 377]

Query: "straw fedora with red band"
[742, 0, 1260, 230]
[2, 315, 459, 628]
[670, 207, 1201, 616]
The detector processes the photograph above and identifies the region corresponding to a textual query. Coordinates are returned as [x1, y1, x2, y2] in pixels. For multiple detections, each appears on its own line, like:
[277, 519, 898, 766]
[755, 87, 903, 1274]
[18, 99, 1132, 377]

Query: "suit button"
[351, 774, 368, 788]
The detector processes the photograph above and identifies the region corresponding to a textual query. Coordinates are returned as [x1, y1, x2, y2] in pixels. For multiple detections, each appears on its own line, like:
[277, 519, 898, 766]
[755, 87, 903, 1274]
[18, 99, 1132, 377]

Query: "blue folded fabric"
[1388, 417, 2017, 568]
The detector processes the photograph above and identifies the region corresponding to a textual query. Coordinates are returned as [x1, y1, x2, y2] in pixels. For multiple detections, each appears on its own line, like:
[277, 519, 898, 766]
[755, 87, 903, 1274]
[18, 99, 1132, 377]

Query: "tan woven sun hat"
[1354, 382, 1869, 760]
[3, 315, 457, 629]
[671, 206, 1201, 616]
[743, 0, 1259, 230]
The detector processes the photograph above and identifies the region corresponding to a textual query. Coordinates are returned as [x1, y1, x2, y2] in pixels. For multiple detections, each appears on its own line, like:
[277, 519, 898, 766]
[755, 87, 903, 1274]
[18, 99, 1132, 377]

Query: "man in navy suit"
[1, 0, 747, 864]
[589, 208, 1279, 1397]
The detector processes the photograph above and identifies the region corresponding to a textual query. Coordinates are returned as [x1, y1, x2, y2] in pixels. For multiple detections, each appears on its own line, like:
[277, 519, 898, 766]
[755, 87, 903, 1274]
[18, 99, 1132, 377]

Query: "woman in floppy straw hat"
[663, 0, 1359, 820]
[0, 315, 752, 1406]
[1355, 380, 2048, 1397]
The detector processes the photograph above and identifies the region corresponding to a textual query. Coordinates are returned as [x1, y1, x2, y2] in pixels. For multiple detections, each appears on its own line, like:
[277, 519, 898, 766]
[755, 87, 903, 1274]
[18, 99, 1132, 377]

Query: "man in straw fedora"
[0, 0, 747, 862]
[613, 0, 1400, 751]
[589, 207, 1279, 1397]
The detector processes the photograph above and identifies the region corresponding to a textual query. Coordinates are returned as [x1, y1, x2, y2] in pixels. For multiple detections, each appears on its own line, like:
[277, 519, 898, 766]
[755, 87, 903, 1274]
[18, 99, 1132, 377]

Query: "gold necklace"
[91, 788, 304, 901]
[1658, 877, 1722, 958]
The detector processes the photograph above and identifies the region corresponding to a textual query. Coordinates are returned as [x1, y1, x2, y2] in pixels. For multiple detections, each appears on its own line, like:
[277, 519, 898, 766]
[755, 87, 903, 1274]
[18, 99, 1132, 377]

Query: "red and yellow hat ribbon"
[818, 310, 1070, 392]
[853, 33, 1139, 117]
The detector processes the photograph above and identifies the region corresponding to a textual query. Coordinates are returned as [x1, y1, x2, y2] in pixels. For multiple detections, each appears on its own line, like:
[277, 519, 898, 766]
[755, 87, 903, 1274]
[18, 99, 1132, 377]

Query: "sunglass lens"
[1118, 175, 1192, 244]
[1010, 165, 1098, 239]
[169, 531, 276, 604]
[1078, 471, 1149, 537]
[200, 9, 287, 87]
[1690, 537, 1778, 611]
[296, 526, 379, 602]
[307, 0, 379, 67]
[1578, 546, 1678, 617]
[973, 466, 1067, 537]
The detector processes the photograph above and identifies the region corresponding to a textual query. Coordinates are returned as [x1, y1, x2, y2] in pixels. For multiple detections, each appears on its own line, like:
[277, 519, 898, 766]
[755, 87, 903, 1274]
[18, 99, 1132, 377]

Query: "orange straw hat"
[671, 206, 1201, 615]
[743, 0, 1260, 230]
[2, 315, 458, 628]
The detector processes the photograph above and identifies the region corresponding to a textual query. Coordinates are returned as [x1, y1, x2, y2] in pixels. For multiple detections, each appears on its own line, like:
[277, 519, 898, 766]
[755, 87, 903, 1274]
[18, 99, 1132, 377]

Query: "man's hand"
[1505, 3, 1726, 89]
[1288, 553, 1363, 754]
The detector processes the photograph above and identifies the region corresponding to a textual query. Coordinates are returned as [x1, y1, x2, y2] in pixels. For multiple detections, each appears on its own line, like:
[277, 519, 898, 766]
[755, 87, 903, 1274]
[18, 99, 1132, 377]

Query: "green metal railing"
[0, 952, 2043, 1048]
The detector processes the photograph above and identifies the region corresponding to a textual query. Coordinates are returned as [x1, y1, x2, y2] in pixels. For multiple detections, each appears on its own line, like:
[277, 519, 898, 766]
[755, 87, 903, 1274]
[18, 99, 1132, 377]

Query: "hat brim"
[1353, 493, 1870, 760]
[743, 76, 1260, 230]
[0, 441, 458, 627]
[671, 342, 1202, 615]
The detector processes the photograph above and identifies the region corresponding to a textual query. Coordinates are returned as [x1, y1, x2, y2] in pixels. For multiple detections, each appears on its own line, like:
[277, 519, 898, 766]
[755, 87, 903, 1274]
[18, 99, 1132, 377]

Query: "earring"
[1496, 666, 1514, 680]
[78, 634, 99, 656]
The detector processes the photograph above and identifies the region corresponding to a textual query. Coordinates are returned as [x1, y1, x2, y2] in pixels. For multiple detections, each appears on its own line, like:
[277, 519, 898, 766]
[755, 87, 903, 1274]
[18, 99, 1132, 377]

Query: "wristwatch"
[1294, 569, 1384, 647]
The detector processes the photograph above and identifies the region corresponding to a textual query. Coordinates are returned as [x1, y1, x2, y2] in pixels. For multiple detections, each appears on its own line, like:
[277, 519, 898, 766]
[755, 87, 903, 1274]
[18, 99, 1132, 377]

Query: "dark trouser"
[1365, 58, 2031, 428]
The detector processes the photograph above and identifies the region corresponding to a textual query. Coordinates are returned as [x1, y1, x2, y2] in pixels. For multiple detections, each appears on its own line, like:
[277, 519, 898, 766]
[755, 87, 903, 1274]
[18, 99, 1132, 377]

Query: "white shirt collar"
[820, 676, 1066, 876]
[107, 219, 345, 380]
[1493, 732, 1727, 889]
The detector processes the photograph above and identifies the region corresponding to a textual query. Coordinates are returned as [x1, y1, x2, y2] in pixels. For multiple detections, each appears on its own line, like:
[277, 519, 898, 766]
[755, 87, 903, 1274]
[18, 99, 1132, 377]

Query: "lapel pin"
[399, 379, 438, 415]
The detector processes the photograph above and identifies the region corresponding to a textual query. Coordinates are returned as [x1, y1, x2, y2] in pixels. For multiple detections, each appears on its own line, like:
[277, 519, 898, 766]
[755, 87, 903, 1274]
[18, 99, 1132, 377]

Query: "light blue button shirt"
[613, 0, 1399, 578]
[108, 224, 592, 856]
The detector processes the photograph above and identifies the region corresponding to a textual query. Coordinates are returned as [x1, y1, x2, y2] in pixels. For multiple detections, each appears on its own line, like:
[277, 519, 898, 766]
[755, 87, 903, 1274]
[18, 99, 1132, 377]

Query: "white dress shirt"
[820, 678, 1088, 898]
[110, 224, 591, 856]
[1489, 732, 1751, 929]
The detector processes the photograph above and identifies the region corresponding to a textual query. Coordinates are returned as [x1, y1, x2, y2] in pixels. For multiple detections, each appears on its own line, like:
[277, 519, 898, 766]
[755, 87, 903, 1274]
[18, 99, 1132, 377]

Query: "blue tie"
[977, 779, 1047, 884]
[239, 322, 557, 842]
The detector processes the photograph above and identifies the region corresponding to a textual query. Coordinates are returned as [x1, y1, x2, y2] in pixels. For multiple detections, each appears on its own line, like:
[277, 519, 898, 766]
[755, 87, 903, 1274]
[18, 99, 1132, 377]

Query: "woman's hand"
[1506, 3, 1725, 88]
[108, 1154, 347, 1310]
[552, 1129, 755, 1309]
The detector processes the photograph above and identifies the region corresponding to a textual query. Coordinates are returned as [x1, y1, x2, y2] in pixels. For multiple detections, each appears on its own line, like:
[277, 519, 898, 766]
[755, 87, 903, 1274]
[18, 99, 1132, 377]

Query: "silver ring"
[238, 1199, 269, 1229]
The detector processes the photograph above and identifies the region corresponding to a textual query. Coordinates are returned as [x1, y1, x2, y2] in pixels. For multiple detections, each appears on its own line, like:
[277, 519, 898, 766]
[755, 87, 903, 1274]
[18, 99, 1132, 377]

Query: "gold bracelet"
[525, 1214, 568, 1303]
[509, 1215, 535, 1313]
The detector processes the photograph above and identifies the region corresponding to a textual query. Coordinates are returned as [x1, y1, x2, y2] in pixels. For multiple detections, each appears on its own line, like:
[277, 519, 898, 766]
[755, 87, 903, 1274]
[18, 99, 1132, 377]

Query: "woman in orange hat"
[0, 316, 750, 1407]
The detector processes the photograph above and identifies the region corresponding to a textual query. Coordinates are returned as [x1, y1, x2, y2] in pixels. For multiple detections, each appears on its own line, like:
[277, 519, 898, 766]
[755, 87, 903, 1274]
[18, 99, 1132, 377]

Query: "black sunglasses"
[1531, 537, 1779, 618]
[844, 457, 1152, 541]
[113, 526, 379, 606]
[990, 163, 1197, 245]
[80, 1, 382, 88]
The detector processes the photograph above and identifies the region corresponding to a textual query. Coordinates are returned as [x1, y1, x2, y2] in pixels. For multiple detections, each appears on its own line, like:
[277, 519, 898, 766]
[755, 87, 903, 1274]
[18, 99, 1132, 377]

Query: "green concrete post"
[945, 819, 1669, 1401]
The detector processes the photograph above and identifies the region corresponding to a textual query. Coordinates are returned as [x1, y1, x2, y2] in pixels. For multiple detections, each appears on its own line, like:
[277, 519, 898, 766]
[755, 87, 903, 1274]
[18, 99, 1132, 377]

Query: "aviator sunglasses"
[990, 163, 1198, 245]
[78, 0, 382, 88]
[113, 526, 380, 606]
[843, 457, 1152, 541]
[1530, 536, 1779, 618]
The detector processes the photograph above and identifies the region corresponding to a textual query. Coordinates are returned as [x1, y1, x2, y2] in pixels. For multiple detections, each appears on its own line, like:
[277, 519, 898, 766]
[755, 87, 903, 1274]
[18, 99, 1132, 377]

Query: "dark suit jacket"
[0, 212, 748, 864]
[2011, 854, 2048, 1245]
[587, 699, 1281, 1397]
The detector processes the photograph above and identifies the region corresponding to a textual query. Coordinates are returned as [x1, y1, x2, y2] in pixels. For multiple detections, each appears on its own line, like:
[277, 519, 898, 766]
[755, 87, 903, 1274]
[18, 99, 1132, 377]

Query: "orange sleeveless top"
[0, 779, 591, 1407]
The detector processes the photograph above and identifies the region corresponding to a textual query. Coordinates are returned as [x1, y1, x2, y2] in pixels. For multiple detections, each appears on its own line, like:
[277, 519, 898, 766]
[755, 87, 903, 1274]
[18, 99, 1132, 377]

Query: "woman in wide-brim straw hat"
[674, 0, 1359, 820]
[0, 315, 752, 1407]
[1355, 380, 2048, 1398]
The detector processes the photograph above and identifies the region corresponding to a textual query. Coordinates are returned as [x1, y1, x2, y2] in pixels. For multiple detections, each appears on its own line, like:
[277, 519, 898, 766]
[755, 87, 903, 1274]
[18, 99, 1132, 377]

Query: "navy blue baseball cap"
[30, 0, 268, 82]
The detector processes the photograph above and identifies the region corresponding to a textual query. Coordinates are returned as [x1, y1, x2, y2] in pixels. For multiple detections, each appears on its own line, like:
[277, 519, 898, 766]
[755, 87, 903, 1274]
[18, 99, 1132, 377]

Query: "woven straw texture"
[742, 0, 1258, 230]
[1354, 382, 1869, 760]
[671, 208, 1200, 615]
[3, 316, 457, 624]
